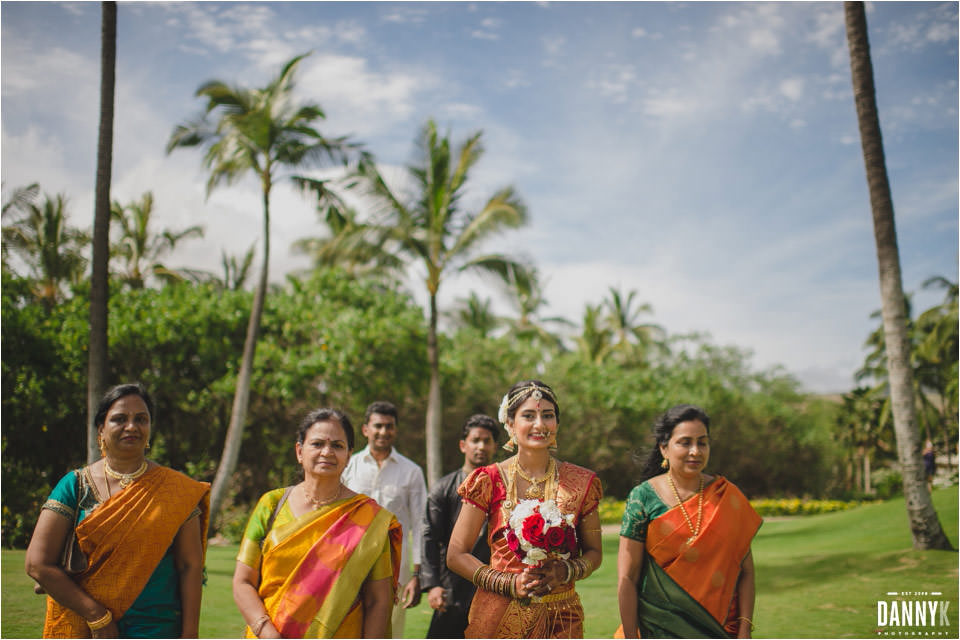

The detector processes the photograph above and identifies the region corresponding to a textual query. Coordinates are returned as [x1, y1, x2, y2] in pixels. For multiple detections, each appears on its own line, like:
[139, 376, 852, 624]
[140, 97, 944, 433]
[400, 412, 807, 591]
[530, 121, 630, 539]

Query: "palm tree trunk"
[208, 175, 271, 522]
[425, 291, 442, 487]
[844, 1, 952, 550]
[87, 1, 116, 463]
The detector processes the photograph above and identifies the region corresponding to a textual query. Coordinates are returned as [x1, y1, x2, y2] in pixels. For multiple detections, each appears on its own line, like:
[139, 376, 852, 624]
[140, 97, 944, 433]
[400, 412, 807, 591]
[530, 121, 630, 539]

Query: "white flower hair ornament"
[497, 393, 511, 424]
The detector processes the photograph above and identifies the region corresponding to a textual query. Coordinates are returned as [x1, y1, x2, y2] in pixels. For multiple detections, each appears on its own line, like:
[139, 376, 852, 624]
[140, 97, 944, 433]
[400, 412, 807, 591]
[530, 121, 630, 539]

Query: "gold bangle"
[87, 610, 113, 631]
[252, 614, 272, 636]
[737, 616, 755, 631]
[471, 564, 489, 586]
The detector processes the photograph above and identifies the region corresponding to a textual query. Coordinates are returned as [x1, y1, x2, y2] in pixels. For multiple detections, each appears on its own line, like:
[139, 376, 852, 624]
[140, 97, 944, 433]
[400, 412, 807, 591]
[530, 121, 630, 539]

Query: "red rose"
[506, 528, 522, 556]
[545, 525, 566, 550]
[522, 513, 546, 547]
[564, 527, 578, 554]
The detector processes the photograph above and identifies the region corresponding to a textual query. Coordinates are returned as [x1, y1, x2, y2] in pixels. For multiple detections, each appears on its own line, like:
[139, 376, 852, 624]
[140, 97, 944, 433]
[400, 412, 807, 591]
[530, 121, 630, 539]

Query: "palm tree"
[844, 1, 951, 549]
[501, 265, 571, 352]
[216, 244, 256, 291]
[110, 191, 204, 288]
[167, 52, 360, 519]
[915, 276, 958, 468]
[291, 176, 403, 282]
[576, 303, 613, 365]
[446, 291, 501, 337]
[87, 1, 117, 463]
[351, 119, 528, 485]
[602, 287, 666, 364]
[1, 182, 40, 270]
[1, 191, 90, 310]
[837, 387, 889, 493]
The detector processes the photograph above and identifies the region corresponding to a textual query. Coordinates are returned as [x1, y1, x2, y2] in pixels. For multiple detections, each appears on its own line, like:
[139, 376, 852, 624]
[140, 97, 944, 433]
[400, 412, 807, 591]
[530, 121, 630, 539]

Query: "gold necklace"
[104, 460, 148, 489]
[303, 484, 342, 509]
[515, 457, 556, 500]
[667, 472, 704, 544]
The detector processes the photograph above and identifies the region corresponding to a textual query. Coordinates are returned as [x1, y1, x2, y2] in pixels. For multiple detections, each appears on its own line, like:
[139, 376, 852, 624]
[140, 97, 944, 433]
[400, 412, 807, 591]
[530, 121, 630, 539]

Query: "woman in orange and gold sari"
[617, 405, 761, 639]
[447, 380, 603, 638]
[233, 408, 401, 639]
[26, 383, 210, 638]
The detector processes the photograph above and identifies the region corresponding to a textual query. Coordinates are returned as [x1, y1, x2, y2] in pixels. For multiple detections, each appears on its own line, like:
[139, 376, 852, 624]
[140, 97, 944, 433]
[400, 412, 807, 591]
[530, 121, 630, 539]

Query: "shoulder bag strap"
[260, 486, 293, 550]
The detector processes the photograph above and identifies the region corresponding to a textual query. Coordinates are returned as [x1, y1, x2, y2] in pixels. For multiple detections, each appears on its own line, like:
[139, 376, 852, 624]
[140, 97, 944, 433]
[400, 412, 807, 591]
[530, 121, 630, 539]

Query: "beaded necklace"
[667, 472, 704, 544]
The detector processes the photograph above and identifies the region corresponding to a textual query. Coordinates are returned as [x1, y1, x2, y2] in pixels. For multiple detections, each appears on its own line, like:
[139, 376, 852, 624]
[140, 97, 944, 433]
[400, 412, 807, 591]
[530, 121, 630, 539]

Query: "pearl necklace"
[667, 472, 704, 544]
[104, 460, 148, 488]
[514, 457, 557, 500]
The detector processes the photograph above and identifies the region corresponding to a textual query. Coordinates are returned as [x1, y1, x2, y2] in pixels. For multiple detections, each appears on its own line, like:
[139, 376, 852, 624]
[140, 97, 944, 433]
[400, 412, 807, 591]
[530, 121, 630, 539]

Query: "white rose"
[524, 548, 548, 564]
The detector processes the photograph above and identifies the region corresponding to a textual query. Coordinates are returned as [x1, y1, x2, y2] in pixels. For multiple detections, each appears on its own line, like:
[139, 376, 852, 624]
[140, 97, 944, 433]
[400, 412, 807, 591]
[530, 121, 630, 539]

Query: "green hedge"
[596, 496, 879, 524]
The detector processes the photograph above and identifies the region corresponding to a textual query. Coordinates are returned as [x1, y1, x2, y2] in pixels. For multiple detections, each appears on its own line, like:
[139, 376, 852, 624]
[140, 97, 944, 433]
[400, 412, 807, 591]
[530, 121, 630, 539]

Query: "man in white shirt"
[341, 401, 428, 638]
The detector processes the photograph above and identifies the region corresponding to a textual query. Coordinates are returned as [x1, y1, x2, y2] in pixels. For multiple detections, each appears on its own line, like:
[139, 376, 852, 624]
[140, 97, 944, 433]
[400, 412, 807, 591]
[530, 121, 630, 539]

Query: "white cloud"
[631, 27, 648, 38]
[542, 35, 566, 58]
[589, 64, 637, 104]
[1, 125, 93, 199]
[471, 30, 499, 41]
[641, 92, 699, 119]
[381, 7, 429, 24]
[296, 54, 432, 138]
[747, 29, 781, 55]
[779, 77, 805, 101]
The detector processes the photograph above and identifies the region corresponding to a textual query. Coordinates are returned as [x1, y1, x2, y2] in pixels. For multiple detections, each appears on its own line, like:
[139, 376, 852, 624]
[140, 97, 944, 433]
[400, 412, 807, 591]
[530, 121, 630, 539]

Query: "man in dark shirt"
[420, 414, 498, 638]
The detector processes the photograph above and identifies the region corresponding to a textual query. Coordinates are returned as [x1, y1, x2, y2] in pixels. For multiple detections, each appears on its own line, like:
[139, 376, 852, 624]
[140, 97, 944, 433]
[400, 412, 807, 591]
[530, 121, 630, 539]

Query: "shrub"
[749, 497, 876, 517]
[598, 497, 626, 525]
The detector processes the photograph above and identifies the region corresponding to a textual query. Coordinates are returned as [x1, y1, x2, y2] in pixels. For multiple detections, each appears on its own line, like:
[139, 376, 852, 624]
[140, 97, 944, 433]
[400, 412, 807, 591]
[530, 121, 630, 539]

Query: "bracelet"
[561, 559, 573, 584]
[471, 564, 516, 598]
[471, 564, 488, 586]
[87, 610, 113, 631]
[252, 614, 272, 637]
[566, 556, 593, 582]
[737, 616, 755, 631]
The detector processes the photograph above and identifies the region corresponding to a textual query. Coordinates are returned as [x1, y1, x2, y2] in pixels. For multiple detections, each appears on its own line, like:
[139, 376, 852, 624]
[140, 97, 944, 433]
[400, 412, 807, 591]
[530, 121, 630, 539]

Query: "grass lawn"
[3, 486, 956, 638]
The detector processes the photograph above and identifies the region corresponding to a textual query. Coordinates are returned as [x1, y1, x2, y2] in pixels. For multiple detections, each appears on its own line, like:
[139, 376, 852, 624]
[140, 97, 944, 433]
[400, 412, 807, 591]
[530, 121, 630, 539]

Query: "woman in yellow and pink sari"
[617, 405, 761, 639]
[233, 408, 401, 639]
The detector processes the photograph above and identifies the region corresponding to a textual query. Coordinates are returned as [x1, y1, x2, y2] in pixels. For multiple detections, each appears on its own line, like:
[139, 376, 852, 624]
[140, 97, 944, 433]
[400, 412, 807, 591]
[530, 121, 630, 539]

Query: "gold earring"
[503, 428, 516, 452]
[661, 458, 669, 469]
[98, 436, 106, 458]
[548, 433, 558, 453]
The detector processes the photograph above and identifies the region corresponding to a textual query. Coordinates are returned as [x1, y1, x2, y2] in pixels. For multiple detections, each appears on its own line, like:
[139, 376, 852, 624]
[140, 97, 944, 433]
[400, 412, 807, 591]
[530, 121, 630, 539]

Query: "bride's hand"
[521, 560, 565, 597]
[514, 568, 539, 598]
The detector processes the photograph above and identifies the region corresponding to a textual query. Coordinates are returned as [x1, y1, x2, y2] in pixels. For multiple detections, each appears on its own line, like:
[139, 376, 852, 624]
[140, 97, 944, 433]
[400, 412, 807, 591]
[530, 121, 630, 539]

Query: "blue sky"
[2, 1, 957, 393]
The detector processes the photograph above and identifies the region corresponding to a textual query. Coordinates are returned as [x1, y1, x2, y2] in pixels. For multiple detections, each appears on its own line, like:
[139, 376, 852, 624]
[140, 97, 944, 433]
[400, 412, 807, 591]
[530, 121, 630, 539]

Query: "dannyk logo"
[877, 592, 951, 636]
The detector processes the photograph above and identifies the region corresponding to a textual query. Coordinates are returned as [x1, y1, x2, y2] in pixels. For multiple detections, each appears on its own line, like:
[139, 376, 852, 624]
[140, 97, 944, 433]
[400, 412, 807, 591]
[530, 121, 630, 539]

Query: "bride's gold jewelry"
[515, 457, 556, 500]
[104, 460, 148, 489]
[667, 472, 704, 544]
[502, 457, 557, 511]
[497, 384, 559, 425]
[303, 483, 342, 509]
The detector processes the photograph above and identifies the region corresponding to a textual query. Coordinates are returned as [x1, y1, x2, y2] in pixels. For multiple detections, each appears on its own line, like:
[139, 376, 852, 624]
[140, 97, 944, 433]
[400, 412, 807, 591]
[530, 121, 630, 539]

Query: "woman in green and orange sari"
[617, 405, 761, 639]
[233, 408, 402, 639]
[26, 383, 210, 638]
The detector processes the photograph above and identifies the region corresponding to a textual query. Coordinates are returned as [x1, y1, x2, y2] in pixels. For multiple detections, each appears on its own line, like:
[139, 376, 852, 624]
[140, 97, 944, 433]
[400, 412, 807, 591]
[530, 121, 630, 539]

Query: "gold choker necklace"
[104, 461, 148, 488]
[515, 457, 557, 500]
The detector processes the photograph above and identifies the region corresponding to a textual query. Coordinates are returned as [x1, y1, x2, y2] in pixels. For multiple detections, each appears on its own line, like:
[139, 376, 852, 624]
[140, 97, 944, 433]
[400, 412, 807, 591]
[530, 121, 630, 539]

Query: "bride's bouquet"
[505, 498, 578, 565]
